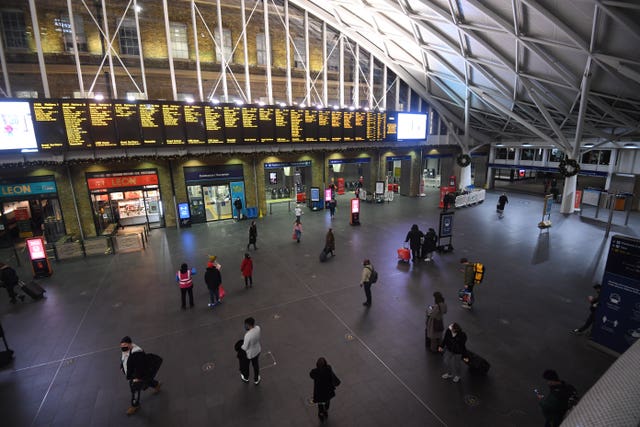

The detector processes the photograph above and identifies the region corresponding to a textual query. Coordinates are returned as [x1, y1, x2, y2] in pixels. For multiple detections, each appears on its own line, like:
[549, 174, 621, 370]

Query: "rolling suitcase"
[18, 280, 46, 300]
[397, 245, 410, 263]
[464, 350, 490, 375]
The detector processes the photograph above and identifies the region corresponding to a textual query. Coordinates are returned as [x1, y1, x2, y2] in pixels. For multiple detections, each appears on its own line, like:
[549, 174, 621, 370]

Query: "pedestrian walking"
[426, 292, 447, 352]
[207, 255, 222, 271]
[536, 369, 578, 427]
[240, 317, 261, 384]
[119, 336, 163, 415]
[422, 228, 438, 262]
[241, 253, 253, 289]
[204, 262, 222, 307]
[438, 323, 467, 383]
[360, 259, 376, 307]
[404, 224, 424, 262]
[459, 258, 482, 309]
[309, 357, 341, 421]
[572, 284, 601, 335]
[293, 219, 303, 243]
[248, 220, 258, 250]
[497, 193, 509, 218]
[325, 228, 335, 256]
[328, 198, 336, 219]
[0, 263, 24, 304]
[176, 263, 196, 310]
[295, 204, 303, 222]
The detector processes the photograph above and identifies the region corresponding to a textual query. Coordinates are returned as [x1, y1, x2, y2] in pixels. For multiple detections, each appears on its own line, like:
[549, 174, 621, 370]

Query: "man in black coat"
[0, 263, 23, 304]
[204, 264, 223, 307]
[405, 224, 424, 262]
[120, 336, 162, 415]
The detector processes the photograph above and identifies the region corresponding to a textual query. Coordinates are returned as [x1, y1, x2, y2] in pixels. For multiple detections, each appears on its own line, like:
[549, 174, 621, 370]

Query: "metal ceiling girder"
[596, 0, 640, 43]
[589, 96, 638, 129]
[521, 78, 571, 151]
[518, 0, 588, 50]
[572, 58, 595, 157]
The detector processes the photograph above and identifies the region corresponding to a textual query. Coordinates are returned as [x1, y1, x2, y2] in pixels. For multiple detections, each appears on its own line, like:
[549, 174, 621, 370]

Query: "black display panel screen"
[241, 106, 259, 143]
[275, 108, 291, 143]
[330, 110, 343, 142]
[290, 108, 304, 143]
[203, 104, 225, 144]
[304, 109, 318, 143]
[32, 101, 66, 150]
[342, 110, 355, 142]
[366, 111, 377, 141]
[317, 110, 331, 142]
[161, 102, 186, 145]
[183, 103, 206, 145]
[354, 111, 367, 142]
[138, 102, 164, 145]
[223, 105, 242, 144]
[113, 102, 141, 146]
[61, 101, 93, 148]
[258, 107, 275, 143]
[88, 102, 118, 148]
[377, 112, 387, 141]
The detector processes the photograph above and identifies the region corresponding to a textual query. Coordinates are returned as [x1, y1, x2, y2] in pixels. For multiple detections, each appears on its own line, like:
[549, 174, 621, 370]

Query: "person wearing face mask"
[119, 336, 163, 415]
[438, 323, 467, 383]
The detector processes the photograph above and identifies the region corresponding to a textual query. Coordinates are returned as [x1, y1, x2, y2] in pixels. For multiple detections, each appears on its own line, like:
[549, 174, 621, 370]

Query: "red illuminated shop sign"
[87, 174, 159, 190]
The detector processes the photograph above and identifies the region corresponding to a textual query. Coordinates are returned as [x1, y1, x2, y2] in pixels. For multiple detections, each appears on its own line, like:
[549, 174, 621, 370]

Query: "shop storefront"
[86, 169, 164, 234]
[328, 158, 371, 195]
[386, 155, 412, 195]
[264, 161, 312, 203]
[184, 165, 245, 223]
[0, 177, 66, 247]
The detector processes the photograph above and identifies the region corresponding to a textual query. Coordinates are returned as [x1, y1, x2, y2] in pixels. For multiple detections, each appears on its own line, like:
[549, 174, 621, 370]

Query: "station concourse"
[0, 190, 631, 427]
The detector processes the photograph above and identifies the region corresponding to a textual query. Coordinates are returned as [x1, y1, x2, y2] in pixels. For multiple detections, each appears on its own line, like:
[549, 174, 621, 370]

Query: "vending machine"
[350, 198, 360, 225]
[26, 237, 52, 278]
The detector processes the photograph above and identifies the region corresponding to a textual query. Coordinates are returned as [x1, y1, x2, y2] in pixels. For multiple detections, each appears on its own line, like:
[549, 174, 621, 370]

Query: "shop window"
[214, 27, 232, 63]
[55, 14, 87, 53]
[170, 22, 189, 59]
[293, 37, 306, 69]
[256, 33, 268, 65]
[1, 10, 28, 50]
[548, 148, 565, 162]
[581, 150, 611, 165]
[495, 148, 516, 160]
[119, 18, 139, 56]
[521, 148, 543, 161]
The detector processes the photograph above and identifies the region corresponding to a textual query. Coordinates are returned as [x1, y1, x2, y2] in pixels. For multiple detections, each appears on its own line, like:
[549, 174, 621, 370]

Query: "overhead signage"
[0, 181, 58, 198]
[183, 165, 244, 182]
[86, 170, 159, 190]
[386, 155, 412, 161]
[328, 158, 371, 165]
[488, 163, 608, 177]
[264, 160, 312, 169]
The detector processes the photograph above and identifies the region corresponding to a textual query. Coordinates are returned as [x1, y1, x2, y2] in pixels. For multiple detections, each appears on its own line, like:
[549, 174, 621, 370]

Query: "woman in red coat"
[240, 253, 253, 289]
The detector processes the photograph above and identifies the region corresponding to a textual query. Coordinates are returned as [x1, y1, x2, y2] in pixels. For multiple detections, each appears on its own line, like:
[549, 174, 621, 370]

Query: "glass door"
[203, 185, 231, 221]
[143, 189, 164, 228]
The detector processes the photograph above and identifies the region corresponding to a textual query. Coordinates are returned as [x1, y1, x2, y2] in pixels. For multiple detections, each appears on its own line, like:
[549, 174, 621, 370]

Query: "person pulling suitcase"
[0, 263, 24, 304]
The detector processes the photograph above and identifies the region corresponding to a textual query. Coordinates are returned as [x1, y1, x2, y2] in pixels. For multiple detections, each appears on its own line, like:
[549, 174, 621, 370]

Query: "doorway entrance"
[203, 185, 232, 221]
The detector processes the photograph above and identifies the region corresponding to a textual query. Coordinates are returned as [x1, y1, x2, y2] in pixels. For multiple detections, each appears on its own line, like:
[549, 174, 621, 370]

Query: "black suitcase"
[319, 248, 329, 263]
[18, 280, 46, 300]
[464, 350, 490, 375]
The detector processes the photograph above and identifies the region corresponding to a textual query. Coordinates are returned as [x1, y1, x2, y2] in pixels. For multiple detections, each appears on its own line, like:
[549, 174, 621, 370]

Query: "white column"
[283, 0, 292, 104]
[134, 0, 148, 99]
[304, 10, 310, 104]
[406, 85, 411, 111]
[240, 0, 251, 103]
[0, 29, 10, 96]
[382, 65, 387, 109]
[353, 43, 359, 107]
[368, 52, 374, 109]
[67, 0, 85, 96]
[216, 0, 228, 102]
[605, 149, 617, 190]
[191, 0, 203, 101]
[263, 0, 273, 104]
[394, 77, 400, 110]
[339, 35, 344, 107]
[322, 22, 327, 107]
[29, 0, 50, 97]
[459, 163, 472, 190]
[101, 0, 117, 98]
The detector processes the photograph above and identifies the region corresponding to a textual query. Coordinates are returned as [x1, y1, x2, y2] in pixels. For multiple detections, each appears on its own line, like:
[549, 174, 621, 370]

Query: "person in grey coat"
[426, 291, 447, 352]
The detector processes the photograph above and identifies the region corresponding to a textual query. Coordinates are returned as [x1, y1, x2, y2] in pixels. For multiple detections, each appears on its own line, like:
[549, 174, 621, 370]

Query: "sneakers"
[152, 382, 162, 394]
[240, 374, 249, 383]
[452, 376, 460, 383]
[572, 328, 582, 334]
[126, 406, 139, 415]
[461, 304, 472, 309]
[362, 302, 371, 306]
[254, 376, 261, 385]
[208, 303, 215, 308]
[441, 373, 453, 379]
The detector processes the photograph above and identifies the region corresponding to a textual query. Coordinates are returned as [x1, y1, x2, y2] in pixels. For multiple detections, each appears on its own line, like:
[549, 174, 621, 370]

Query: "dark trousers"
[129, 378, 158, 407]
[247, 240, 257, 250]
[318, 399, 331, 415]
[208, 286, 219, 304]
[180, 286, 194, 308]
[364, 282, 372, 305]
[238, 356, 249, 376]
[4, 283, 17, 302]
[577, 311, 595, 332]
[240, 354, 260, 381]
[244, 276, 253, 287]
[410, 247, 420, 261]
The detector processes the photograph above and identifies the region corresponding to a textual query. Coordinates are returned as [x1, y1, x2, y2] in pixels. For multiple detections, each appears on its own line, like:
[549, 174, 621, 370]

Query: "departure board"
[113, 102, 141, 146]
[88, 102, 118, 148]
[274, 108, 291, 143]
[366, 111, 377, 141]
[203, 104, 225, 144]
[161, 102, 186, 145]
[138, 102, 164, 145]
[342, 110, 355, 142]
[377, 112, 387, 141]
[258, 107, 275, 143]
[183, 104, 206, 145]
[330, 110, 343, 142]
[241, 106, 259, 143]
[290, 108, 304, 143]
[32, 101, 66, 150]
[61, 101, 93, 148]
[354, 111, 367, 142]
[317, 110, 331, 142]
[385, 112, 397, 141]
[223, 105, 242, 144]
[304, 109, 318, 143]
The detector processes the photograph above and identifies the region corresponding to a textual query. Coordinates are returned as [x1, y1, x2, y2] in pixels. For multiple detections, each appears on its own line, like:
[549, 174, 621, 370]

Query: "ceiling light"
[583, 143, 594, 148]
[624, 143, 638, 149]
[495, 143, 504, 147]
[522, 143, 532, 147]
[184, 97, 194, 104]
[209, 98, 220, 104]
[94, 93, 104, 101]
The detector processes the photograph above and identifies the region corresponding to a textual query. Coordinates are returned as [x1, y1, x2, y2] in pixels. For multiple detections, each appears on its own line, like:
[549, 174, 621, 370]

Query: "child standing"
[293, 219, 303, 243]
[240, 253, 253, 289]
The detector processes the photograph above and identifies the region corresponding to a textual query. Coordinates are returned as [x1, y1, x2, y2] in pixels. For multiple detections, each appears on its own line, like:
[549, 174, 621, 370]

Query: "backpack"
[473, 263, 485, 284]
[367, 266, 378, 284]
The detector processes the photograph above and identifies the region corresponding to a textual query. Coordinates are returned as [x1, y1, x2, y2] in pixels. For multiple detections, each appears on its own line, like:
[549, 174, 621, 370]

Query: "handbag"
[219, 285, 226, 300]
[292, 232, 297, 240]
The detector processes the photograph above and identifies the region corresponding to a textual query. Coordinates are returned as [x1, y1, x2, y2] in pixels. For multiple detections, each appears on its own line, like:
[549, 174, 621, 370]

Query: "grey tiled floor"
[1, 189, 635, 426]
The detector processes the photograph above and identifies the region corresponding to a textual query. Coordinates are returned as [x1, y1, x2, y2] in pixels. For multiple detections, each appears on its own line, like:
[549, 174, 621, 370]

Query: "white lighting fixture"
[316, 104, 323, 109]
[522, 143, 532, 147]
[279, 102, 287, 108]
[624, 143, 638, 149]
[333, 105, 339, 110]
[300, 103, 306, 108]
[257, 101, 265, 106]
[234, 99, 243, 106]
[94, 93, 104, 101]
[583, 143, 594, 148]
[134, 5, 142, 13]
[495, 143, 504, 147]
[210, 98, 220, 104]
[184, 97, 194, 103]
[364, 107, 370, 111]
[126, 94, 136, 101]
[349, 106, 355, 111]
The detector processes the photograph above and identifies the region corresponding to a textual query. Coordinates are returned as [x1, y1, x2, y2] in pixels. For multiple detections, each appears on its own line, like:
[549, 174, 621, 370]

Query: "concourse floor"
[0, 189, 635, 427]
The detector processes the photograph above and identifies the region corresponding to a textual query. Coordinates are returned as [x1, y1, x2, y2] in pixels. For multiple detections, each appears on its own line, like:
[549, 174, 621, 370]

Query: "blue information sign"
[178, 203, 190, 220]
[439, 211, 454, 238]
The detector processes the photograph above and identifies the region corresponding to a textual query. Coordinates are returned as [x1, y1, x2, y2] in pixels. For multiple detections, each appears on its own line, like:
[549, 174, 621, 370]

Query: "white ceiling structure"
[292, 0, 640, 151]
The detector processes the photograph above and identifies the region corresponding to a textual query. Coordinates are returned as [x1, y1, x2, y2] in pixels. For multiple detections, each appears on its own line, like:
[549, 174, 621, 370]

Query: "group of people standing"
[404, 224, 439, 263]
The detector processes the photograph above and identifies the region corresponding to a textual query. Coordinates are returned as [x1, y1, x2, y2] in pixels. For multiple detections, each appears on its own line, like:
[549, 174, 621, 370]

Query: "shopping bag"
[219, 285, 226, 300]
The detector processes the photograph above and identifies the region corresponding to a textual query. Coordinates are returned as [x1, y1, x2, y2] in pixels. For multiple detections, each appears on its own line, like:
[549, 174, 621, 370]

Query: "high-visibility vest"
[178, 270, 192, 288]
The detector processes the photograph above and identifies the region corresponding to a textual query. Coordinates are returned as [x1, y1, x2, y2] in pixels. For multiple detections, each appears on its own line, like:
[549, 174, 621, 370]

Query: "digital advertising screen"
[397, 113, 427, 140]
[183, 103, 207, 145]
[203, 104, 225, 144]
[88, 102, 119, 148]
[32, 100, 66, 150]
[242, 106, 259, 144]
[61, 101, 93, 148]
[0, 100, 38, 152]
[113, 102, 141, 146]
[138, 102, 164, 145]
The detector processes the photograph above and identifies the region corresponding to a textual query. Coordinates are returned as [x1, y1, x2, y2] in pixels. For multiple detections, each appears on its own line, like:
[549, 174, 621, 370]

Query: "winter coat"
[426, 302, 447, 339]
[309, 365, 340, 403]
[240, 258, 253, 277]
[405, 227, 424, 250]
[325, 231, 335, 251]
[204, 266, 222, 290]
[498, 195, 509, 210]
[441, 329, 467, 355]
[422, 230, 438, 253]
[249, 224, 257, 243]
